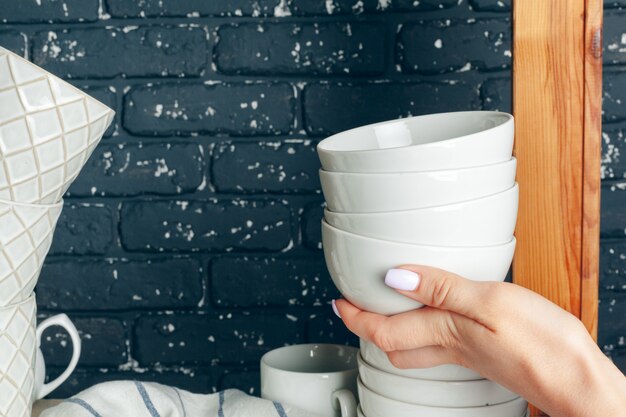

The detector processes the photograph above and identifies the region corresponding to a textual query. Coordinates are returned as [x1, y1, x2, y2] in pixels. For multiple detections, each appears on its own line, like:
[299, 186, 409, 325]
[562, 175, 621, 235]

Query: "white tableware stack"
[317, 111, 528, 416]
[0, 46, 113, 416]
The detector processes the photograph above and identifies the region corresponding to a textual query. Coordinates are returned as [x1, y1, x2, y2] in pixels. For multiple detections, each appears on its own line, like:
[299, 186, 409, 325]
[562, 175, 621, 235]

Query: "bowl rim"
[322, 218, 517, 250]
[0, 293, 35, 312]
[358, 353, 491, 386]
[319, 156, 517, 177]
[0, 46, 115, 117]
[358, 376, 525, 410]
[324, 183, 518, 217]
[0, 196, 64, 209]
[317, 111, 513, 154]
[260, 343, 359, 376]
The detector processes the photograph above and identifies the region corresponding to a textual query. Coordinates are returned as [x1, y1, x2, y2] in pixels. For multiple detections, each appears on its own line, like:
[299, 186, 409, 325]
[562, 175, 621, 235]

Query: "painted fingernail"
[385, 269, 421, 291]
[331, 299, 341, 318]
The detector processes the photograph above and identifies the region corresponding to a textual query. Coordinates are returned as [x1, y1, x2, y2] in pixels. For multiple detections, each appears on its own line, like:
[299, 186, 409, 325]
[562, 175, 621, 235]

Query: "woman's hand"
[333, 265, 626, 417]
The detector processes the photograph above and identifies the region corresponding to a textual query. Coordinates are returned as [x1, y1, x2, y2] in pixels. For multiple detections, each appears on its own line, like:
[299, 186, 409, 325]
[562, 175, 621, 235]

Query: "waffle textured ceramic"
[0, 295, 36, 417]
[0, 199, 62, 306]
[0, 46, 114, 204]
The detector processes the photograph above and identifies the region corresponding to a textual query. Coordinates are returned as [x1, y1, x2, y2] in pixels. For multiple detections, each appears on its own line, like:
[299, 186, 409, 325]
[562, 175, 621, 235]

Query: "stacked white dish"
[0, 46, 113, 415]
[317, 111, 527, 416]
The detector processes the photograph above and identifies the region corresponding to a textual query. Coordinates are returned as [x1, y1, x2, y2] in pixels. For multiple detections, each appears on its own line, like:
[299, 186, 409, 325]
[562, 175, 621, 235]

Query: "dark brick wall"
[0, 0, 616, 398]
[601, 1, 626, 369]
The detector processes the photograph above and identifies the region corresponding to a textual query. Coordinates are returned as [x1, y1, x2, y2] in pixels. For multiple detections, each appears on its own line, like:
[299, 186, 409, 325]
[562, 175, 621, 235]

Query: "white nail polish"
[385, 269, 420, 291]
[331, 299, 341, 318]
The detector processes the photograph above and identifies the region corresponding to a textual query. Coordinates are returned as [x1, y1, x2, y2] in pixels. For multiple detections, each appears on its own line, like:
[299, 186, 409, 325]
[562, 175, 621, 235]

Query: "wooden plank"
[512, 0, 585, 315]
[581, 0, 603, 342]
[512, 0, 603, 415]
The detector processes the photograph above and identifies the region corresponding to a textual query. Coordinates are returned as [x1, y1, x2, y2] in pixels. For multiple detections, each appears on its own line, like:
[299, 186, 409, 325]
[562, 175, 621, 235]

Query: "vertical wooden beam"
[513, 0, 585, 314]
[581, 0, 603, 341]
[513, 0, 603, 415]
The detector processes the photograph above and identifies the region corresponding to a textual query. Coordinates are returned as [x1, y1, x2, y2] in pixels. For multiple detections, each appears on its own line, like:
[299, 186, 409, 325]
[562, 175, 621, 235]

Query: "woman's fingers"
[386, 346, 458, 370]
[334, 299, 462, 351]
[384, 265, 500, 323]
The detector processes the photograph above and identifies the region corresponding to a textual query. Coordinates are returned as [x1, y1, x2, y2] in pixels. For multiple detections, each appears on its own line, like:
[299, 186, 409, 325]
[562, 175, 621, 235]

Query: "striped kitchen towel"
[40, 381, 321, 417]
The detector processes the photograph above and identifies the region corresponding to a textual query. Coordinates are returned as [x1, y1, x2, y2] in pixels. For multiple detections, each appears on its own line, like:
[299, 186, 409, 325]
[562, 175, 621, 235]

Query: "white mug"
[261, 344, 358, 417]
[33, 314, 81, 400]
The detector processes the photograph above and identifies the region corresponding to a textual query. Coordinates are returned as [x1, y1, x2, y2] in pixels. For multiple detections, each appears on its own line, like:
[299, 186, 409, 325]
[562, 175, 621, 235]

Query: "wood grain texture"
[513, 0, 585, 313]
[514, 0, 603, 415]
[581, 0, 603, 342]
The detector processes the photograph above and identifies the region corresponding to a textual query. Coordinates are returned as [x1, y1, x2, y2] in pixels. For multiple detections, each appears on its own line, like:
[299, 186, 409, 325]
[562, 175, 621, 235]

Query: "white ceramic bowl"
[359, 405, 529, 417]
[358, 378, 528, 417]
[317, 111, 513, 173]
[360, 339, 482, 381]
[322, 220, 515, 315]
[0, 47, 115, 204]
[0, 197, 63, 306]
[319, 158, 516, 213]
[358, 354, 517, 407]
[324, 184, 518, 246]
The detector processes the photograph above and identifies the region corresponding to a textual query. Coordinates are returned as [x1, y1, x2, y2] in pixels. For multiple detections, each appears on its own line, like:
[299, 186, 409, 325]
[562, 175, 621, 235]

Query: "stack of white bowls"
[0, 46, 113, 416]
[317, 111, 528, 417]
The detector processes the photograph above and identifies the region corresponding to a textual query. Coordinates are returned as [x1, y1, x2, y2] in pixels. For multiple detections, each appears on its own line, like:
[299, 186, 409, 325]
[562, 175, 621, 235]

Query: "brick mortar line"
[0, 11, 511, 30]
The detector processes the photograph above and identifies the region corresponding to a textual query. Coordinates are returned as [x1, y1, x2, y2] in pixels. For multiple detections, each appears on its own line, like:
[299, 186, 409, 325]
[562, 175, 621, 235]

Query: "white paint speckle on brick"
[377, 0, 391, 10]
[274, 0, 292, 17]
[325, 0, 336, 14]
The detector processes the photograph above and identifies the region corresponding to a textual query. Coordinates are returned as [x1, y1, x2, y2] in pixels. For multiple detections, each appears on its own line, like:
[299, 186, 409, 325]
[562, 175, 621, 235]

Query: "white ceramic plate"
[317, 111, 513, 173]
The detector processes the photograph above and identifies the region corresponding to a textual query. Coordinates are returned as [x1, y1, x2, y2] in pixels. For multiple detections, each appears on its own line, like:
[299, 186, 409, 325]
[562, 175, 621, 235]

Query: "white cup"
[322, 220, 516, 315]
[359, 339, 481, 381]
[319, 158, 516, 213]
[324, 184, 518, 246]
[261, 344, 358, 417]
[358, 378, 528, 417]
[0, 198, 63, 306]
[33, 314, 81, 400]
[317, 111, 514, 173]
[357, 353, 518, 407]
[0, 47, 115, 204]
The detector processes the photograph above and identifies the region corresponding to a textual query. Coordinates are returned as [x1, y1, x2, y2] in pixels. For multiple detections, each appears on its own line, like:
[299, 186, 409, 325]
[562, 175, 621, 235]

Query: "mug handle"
[332, 389, 357, 417]
[36, 314, 82, 399]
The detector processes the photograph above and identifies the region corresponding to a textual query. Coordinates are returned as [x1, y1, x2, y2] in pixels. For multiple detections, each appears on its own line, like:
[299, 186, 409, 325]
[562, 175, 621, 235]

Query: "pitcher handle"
[36, 314, 82, 399]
